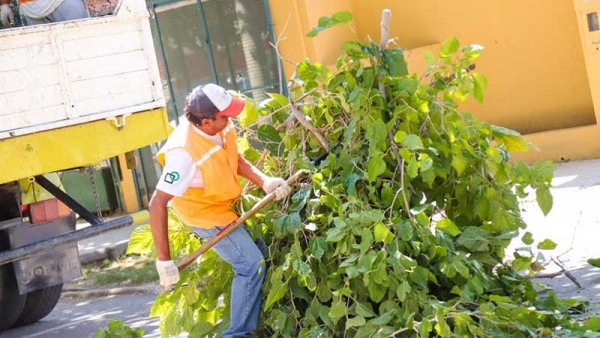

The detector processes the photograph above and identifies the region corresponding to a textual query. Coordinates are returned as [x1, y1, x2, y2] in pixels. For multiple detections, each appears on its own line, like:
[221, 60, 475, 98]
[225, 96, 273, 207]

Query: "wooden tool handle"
[177, 169, 308, 271]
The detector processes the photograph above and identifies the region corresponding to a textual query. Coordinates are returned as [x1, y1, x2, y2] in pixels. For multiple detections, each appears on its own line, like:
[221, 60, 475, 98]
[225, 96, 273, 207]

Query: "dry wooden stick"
[552, 257, 583, 288]
[532, 212, 583, 288]
[378, 9, 391, 101]
[289, 103, 330, 152]
[429, 63, 476, 87]
[532, 256, 583, 288]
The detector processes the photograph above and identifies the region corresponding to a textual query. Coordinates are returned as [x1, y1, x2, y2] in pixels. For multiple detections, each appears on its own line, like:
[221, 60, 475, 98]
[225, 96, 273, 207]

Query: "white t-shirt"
[155, 126, 223, 197]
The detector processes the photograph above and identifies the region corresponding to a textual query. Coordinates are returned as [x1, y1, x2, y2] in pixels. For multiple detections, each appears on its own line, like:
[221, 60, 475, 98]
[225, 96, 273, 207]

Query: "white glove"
[155, 259, 180, 289]
[262, 177, 292, 200]
[0, 4, 14, 27]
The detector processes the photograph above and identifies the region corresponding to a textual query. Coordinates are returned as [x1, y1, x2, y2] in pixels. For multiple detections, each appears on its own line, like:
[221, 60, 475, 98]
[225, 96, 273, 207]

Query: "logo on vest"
[164, 171, 180, 184]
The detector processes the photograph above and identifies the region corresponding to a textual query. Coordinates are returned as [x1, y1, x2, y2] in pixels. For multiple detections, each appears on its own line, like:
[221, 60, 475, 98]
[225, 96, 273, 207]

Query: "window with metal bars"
[148, 0, 281, 123]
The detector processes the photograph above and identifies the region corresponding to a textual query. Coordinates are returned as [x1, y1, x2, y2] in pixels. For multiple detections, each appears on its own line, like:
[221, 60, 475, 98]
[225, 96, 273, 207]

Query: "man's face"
[201, 113, 229, 135]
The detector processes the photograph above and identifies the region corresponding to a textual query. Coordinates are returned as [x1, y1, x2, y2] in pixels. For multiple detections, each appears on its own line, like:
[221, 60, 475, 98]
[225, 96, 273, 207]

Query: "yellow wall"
[117, 154, 140, 214]
[268, 0, 600, 162]
[269, 0, 357, 78]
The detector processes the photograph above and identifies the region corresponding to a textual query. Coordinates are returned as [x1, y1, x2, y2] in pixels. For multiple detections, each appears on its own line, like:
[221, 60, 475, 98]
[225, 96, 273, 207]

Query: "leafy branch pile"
[128, 17, 600, 338]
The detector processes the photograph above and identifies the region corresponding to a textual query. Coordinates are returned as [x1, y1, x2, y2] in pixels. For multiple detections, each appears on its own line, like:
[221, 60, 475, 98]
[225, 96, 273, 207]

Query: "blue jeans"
[192, 225, 267, 338]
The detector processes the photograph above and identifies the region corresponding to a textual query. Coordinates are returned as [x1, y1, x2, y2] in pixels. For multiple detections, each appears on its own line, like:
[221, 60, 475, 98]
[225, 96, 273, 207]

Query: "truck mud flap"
[0, 215, 133, 293]
[6, 214, 79, 294]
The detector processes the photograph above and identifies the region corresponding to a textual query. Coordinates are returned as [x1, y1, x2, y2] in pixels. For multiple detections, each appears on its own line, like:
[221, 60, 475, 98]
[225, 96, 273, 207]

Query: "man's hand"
[262, 177, 292, 200]
[155, 259, 180, 289]
[0, 4, 14, 27]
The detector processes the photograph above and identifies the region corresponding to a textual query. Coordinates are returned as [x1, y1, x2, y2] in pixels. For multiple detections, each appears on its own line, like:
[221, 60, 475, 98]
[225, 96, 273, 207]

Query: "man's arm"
[237, 154, 267, 188]
[237, 154, 292, 200]
[0, 0, 14, 27]
[148, 189, 174, 260]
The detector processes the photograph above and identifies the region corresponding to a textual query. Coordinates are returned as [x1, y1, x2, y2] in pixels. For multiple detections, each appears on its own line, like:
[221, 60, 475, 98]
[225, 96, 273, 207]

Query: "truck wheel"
[0, 264, 27, 331]
[14, 284, 64, 326]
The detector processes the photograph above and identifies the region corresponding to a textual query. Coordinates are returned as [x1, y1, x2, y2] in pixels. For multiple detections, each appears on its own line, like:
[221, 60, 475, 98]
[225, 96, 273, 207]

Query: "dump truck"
[0, 0, 171, 330]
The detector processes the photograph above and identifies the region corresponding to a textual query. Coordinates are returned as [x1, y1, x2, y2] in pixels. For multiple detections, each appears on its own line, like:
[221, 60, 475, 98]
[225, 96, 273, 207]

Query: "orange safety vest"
[156, 121, 242, 228]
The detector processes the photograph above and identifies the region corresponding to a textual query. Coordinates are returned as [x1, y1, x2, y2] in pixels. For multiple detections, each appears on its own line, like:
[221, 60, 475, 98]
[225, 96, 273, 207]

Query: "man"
[0, 0, 88, 27]
[149, 83, 291, 337]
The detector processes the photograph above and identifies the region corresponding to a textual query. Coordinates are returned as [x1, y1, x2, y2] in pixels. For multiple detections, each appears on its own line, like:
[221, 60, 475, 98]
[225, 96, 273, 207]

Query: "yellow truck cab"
[0, 0, 171, 330]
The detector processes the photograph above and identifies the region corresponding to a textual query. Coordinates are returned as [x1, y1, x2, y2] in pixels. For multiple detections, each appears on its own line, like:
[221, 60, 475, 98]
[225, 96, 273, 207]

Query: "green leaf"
[296, 59, 330, 82]
[436, 218, 461, 237]
[326, 227, 346, 242]
[164, 310, 179, 336]
[127, 225, 153, 255]
[395, 219, 413, 241]
[382, 49, 408, 77]
[583, 317, 600, 331]
[395, 77, 419, 96]
[419, 318, 433, 337]
[257, 124, 283, 156]
[396, 281, 411, 302]
[189, 321, 214, 337]
[394, 130, 407, 143]
[535, 187, 553, 216]
[266, 92, 290, 107]
[409, 266, 430, 288]
[588, 258, 600, 268]
[181, 307, 194, 331]
[344, 173, 362, 195]
[374, 222, 394, 244]
[537, 239, 557, 250]
[462, 44, 485, 60]
[307, 26, 327, 38]
[331, 11, 353, 24]
[522, 232, 534, 245]
[276, 212, 302, 234]
[149, 293, 174, 317]
[265, 280, 288, 310]
[318, 16, 334, 27]
[406, 156, 419, 179]
[435, 312, 452, 337]
[367, 153, 386, 182]
[419, 153, 433, 172]
[424, 51, 435, 68]
[451, 154, 468, 176]
[371, 311, 394, 326]
[457, 227, 493, 252]
[293, 259, 312, 276]
[307, 12, 353, 37]
[360, 227, 373, 254]
[92, 331, 108, 338]
[329, 300, 346, 321]
[367, 281, 387, 302]
[440, 37, 460, 58]
[238, 100, 259, 128]
[491, 125, 537, 152]
[472, 72, 487, 103]
[346, 316, 366, 329]
[356, 302, 376, 318]
[310, 237, 327, 259]
[401, 134, 424, 150]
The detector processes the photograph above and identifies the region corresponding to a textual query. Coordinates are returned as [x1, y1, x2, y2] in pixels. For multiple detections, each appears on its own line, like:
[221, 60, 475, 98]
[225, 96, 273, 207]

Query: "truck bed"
[0, 0, 172, 185]
[0, 0, 165, 139]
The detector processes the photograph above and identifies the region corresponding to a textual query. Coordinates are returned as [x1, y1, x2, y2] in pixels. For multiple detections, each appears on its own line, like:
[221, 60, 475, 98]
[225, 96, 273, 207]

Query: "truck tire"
[0, 264, 27, 331]
[14, 284, 64, 327]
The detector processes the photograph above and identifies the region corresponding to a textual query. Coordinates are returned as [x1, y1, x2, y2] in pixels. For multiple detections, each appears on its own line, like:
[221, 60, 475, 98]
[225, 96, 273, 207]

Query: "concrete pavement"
[61, 210, 155, 297]
[76, 210, 149, 265]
